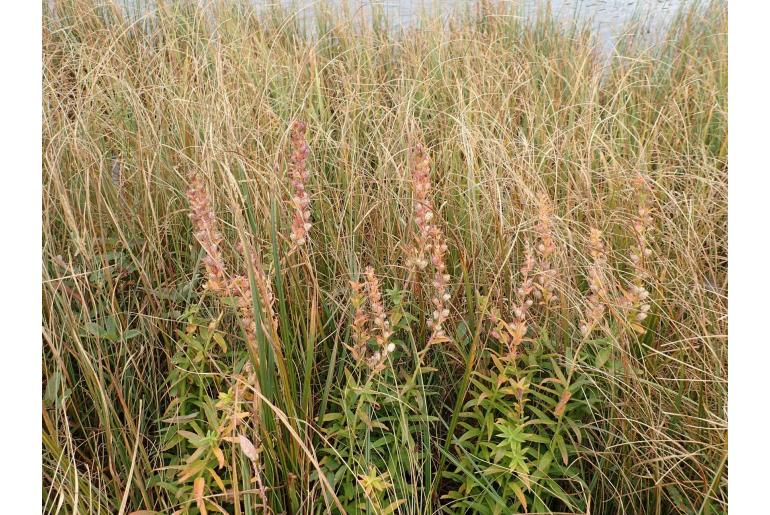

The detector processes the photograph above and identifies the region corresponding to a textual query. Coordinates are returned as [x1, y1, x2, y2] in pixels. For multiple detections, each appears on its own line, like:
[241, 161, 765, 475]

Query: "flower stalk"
[288, 121, 312, 248]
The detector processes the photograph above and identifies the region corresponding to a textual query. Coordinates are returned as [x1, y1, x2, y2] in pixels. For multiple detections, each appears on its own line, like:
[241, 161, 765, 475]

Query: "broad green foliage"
[443, 337, 594, 514]
[316, 368, 434, 514]
[316, 286, 436, 514]
[154, 310, 270, 514]
[154, 311, 239, 513]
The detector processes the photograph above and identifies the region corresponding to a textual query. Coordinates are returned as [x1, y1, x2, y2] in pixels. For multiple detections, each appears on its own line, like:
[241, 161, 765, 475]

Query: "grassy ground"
[42, 1, 727, 513]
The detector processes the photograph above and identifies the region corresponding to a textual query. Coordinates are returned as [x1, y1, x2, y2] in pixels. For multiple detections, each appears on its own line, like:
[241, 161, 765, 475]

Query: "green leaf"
[382, 499, 406, 514]
[123, 329, 142, 340]
[508, 481, 528, 510]
[84, 321, 106, 338]
[553, 433, 569, 465]
[595, 346, 612, 368]
[212, 332, 228, 352]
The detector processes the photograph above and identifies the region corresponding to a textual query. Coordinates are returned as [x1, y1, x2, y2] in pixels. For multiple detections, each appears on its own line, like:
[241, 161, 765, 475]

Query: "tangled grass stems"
[42, 1, 727, 513]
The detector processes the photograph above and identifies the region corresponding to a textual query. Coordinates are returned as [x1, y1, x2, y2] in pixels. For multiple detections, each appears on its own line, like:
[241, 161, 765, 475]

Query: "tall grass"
[42, 1, 727, 513]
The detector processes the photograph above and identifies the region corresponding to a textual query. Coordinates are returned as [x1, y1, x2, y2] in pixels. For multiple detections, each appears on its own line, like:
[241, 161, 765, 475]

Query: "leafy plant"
[315, 285, 437, 514]
[154, 310, 266, 514]
[443, 336, 594, 514]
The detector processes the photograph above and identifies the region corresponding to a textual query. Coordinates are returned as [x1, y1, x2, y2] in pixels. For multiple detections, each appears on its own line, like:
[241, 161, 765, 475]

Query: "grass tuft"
[43, 1, 727, 513]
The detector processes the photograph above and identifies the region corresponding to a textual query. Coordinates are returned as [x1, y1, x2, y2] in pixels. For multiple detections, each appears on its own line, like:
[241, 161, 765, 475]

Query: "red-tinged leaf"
[554, 390, 572, 418]
[193, 476, 207, 515]
[510, 482, 528, 510]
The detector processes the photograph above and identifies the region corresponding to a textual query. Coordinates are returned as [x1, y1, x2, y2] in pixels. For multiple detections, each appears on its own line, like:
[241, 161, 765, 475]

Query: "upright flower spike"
[228, 275, 258, 349]
[364, 266, 395, 373]
[515, 243, 537, 321]
[533, 192, 558, 307]
[408, 143, 451, 346]
[288, 121, 311, 248]
[186, 173, 277, 349]
[580, 228, 609, 338]
[347, 267, 395, 374]
[620, 174, 654, 331]
[256, 265, 278, 335]
[227, 269, 278, 351]
[630, 174, 654, 283]
[408, 144, 435, 271]
[426, 225, 451, 345]
[186, 171, 229, 294]
[489, 243, 535, 359]
[349, 279, 370, 364]
[365, 266, 393, 349]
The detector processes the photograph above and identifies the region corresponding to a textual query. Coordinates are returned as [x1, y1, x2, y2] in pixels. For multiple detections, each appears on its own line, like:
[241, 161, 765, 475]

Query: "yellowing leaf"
[178, 460, 206, 482]
[509, 482, 528, 510]
[239, 434, 258, 462]
[382, 499, 407, 514]
[212, 447, 225, 469]
[208, 467, 226, 493]
[213, 332, 228, 352]
[161, 411, 199, 424]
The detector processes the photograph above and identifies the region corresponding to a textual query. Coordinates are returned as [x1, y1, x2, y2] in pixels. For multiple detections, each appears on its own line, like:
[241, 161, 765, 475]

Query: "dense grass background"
[42, 1, 726, 513]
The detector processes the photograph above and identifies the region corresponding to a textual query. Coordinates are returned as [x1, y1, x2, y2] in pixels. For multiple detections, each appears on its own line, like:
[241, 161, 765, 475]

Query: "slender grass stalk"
[43, 1, 727, 513]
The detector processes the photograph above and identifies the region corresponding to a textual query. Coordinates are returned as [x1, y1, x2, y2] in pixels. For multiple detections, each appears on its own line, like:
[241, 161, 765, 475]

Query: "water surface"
[260, 0, 689, 52]
[104, 0, 690, 55]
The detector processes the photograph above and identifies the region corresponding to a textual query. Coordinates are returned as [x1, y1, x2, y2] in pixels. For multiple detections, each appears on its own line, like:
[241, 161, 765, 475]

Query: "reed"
[42, 1, 728, 513]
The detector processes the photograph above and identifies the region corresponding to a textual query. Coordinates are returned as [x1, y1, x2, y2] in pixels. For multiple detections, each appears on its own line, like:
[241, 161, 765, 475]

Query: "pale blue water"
[259, 0, 688, 49]
[270, 1, 686, 29]
[91, 0, 691, 54]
